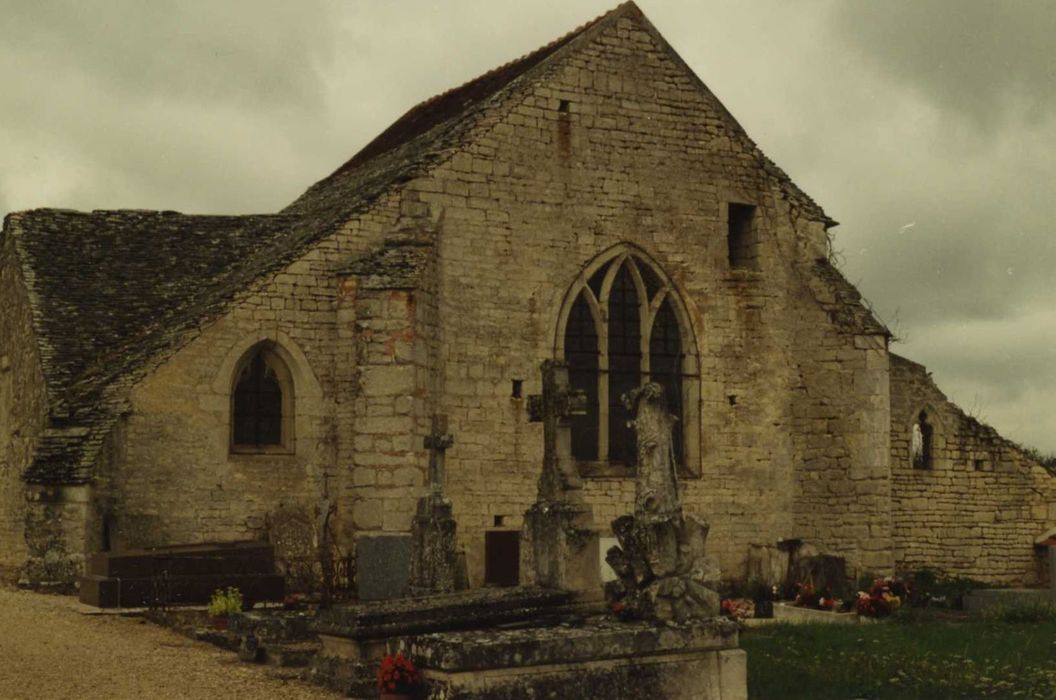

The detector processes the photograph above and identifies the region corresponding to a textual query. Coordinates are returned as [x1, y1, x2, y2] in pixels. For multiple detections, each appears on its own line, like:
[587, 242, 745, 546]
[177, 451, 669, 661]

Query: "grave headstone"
[408, 415, 468, 596]
[521, 360, 600, 594]
[356, 534, 412, 601]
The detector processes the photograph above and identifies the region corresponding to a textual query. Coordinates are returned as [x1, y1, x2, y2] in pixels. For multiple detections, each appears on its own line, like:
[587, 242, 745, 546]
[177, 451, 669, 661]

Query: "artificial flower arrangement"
[376, 652, 421, 697]
[856, 576, 911, 617]
[720, 597, 755, 620]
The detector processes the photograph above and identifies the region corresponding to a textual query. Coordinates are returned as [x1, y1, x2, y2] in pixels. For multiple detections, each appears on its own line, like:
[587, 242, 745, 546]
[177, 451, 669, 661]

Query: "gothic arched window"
[911, 410, 933, 469]
[558, 248, 698, 475]
[231, 344, 294, 452]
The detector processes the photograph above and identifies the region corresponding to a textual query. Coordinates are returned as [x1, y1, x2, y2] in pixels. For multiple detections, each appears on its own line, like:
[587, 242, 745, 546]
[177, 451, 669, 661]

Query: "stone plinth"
[521, 501, 600, 595]
[408, 493, 467, 596]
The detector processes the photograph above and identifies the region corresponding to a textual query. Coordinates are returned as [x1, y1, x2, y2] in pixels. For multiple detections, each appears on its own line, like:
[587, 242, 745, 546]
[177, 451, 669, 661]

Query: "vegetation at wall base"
[742, 617, 1056, 699]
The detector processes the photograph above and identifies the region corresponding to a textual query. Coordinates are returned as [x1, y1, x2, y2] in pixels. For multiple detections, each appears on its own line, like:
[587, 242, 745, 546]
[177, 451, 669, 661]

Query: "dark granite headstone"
[356, 534, 412, 601]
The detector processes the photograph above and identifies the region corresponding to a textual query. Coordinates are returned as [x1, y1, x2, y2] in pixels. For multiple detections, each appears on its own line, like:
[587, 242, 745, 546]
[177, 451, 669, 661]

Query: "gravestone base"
[408, 493, 467, 597]
[521, 500, 601, 597]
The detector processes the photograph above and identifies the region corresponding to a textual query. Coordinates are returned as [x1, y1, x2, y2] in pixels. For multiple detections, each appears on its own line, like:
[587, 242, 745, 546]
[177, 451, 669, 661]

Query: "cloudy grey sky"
[2, 1, 1053, 452]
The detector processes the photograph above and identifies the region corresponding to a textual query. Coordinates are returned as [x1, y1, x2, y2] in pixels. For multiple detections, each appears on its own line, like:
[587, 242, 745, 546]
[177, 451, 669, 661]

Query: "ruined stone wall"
[789, 280, 893, 580]
[92, 196, 412, 558]
[890, 354, 1056, 585]
[0, 235, 47, 581]
[405, 14, 891, 585]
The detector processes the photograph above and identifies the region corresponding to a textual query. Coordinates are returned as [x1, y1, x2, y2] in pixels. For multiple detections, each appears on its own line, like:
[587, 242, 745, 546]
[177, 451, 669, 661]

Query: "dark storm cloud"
[831, 0, 1056, 131]
[0, 1, 1052, 451]
[0, 0, 340, 213]
[2, 0, 334, 108]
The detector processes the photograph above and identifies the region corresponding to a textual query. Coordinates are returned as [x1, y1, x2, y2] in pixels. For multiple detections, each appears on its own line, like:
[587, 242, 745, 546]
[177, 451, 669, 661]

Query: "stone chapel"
[2, 2, 1054, 591]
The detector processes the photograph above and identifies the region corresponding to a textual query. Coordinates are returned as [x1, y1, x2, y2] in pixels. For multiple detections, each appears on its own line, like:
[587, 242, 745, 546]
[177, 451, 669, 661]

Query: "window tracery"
[558, 248, 698, 474]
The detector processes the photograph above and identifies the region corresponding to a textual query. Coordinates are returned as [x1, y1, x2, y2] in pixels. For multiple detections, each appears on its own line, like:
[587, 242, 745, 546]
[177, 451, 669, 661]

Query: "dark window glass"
[587, 265, 606, 299]
[608, 264, 641, 466]
[233, 351, 283, 446]
[650, 297, 683, 466]
[565, 293, 599, 460]
[639, 262, 662, 300]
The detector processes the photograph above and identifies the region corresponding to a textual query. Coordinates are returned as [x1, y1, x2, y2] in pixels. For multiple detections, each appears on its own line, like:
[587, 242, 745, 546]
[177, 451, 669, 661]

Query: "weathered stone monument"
[307, 375, 745, 699]
[521, 360, 601, 595]
[408, 415, 468, 596]
[604, 382, 722, 622]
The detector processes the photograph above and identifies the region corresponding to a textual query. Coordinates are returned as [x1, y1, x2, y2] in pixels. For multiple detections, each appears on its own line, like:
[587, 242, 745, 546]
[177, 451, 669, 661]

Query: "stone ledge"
[408, 617, 739, 672]
[312, 586, 575, 640]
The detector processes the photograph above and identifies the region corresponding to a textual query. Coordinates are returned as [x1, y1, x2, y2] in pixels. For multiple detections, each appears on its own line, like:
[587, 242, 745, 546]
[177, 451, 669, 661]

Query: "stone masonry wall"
[403, 14, 891, 585]
[890, 354, 1056, 585]
[0, 234, 47, 581]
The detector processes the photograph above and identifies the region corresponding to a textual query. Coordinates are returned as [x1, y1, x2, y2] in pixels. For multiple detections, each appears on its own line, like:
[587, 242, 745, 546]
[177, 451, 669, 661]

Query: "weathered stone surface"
[409, 617, 738, 672]
[521, 361, 600, 594]
[313, 586, 575, 641]
[356, 534, 412, 601]
[409, 493, 468, 596]
[408, 416, 468, 596]
[605, 382, 721, 623]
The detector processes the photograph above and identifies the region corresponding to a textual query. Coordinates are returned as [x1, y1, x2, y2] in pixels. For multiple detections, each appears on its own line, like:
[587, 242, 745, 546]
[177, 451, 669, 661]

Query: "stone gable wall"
[404, 14, 892, 585]
[0, 235, 47, 580]
[890, 355, 1056, 585]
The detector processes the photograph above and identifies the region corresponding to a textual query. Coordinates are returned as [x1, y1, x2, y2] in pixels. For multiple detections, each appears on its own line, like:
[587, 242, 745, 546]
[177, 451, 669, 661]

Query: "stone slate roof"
[7, 210, 298, 483]
[6, 2, 840, 483]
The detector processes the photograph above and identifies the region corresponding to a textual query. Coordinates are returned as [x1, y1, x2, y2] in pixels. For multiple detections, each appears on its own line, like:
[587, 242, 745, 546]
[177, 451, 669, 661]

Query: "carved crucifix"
[424, 414, 454, 496]
[527, 360, 587, 502]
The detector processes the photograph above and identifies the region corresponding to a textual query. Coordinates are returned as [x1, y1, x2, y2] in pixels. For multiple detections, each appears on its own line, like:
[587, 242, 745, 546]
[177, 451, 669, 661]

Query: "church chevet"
[1, 2, 1054, 599]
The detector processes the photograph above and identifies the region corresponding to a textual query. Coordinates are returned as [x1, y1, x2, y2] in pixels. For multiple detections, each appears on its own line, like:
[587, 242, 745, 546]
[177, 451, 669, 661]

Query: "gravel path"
[0, 587, 341, 699]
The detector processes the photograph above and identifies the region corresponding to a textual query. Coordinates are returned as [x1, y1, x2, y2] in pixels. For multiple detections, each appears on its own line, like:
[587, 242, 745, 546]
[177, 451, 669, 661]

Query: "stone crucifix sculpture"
[527, 360, 587, 503]
[521, 360, 599, 594]
[408, 414, 467, 596]
[424, 414, 454, 497]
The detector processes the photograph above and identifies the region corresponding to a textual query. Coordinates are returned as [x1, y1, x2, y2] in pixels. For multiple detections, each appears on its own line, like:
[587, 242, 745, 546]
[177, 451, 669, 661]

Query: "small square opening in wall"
[511, 379, 523, 399]
[558, 99, 571, 113]
[727, 203, 759, 270]
[493, 514, 505, 527]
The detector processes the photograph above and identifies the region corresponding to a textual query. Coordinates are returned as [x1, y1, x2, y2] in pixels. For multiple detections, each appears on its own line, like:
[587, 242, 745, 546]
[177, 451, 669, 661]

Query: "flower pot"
[380, 694, 411, 700]
[210, 615, 229, 631]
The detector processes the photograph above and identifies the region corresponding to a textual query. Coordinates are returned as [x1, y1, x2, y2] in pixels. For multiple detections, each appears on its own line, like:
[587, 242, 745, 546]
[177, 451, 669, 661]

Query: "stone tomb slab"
[314, 586, 575, 643]
[355, 534, 412, 601]
[409, 618, 746, 700]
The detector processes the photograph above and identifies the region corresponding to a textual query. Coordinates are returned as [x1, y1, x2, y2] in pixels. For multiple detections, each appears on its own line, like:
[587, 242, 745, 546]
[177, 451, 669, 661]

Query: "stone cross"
[527, 360, 587, 502]
[424, 414, 454, 496]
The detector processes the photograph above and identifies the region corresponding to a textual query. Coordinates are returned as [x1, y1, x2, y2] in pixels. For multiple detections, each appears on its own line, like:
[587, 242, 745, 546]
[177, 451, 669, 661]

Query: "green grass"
[742, 614, 1056, 699]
